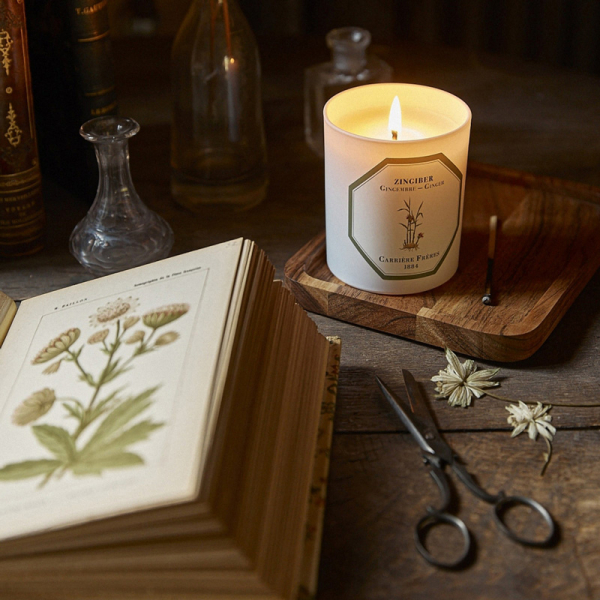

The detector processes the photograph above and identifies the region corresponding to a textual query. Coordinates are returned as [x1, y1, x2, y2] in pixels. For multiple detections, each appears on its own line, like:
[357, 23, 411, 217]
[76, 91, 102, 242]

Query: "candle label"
[348, 153, 462, 280]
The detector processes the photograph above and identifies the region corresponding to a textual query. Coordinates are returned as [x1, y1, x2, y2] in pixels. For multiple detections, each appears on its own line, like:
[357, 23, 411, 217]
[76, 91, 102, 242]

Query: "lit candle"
[389, 96, 401, 140]
[324, 83, 471, 294]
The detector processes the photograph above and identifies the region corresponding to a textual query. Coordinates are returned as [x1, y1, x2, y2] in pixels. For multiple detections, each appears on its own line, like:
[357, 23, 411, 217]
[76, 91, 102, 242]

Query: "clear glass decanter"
[171, 0, 268, 210]
[69, 117, 174, 276]
[304, 27, 393, 157]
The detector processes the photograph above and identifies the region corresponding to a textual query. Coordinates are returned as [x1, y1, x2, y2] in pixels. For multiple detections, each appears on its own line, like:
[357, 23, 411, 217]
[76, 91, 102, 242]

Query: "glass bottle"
[70, 117, 174, 276]
[171, 0, 268, 210]
[304, 27, 393, 157]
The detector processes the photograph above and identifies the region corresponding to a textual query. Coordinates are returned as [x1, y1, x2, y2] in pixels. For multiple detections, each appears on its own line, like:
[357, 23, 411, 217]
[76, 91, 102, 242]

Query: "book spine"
[0, 0, 45, 257]
[65, 0, 117, 121]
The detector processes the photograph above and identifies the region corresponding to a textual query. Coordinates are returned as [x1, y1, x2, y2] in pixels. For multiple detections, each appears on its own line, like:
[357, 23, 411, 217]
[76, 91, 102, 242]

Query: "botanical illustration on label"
[399, 197, 424, 250]
[348, 153, 463, 280]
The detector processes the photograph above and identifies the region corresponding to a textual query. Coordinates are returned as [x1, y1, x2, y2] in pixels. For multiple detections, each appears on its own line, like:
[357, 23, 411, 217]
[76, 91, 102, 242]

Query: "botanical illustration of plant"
[0, 298, 190, 487]
[398, 198, 424, 250]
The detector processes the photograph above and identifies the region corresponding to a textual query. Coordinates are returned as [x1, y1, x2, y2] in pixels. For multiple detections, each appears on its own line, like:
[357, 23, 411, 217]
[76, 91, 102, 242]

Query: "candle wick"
[391, 130, 398, 141]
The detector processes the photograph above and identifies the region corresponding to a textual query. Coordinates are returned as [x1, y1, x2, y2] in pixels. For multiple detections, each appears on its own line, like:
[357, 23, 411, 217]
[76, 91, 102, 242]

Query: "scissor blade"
[402, 369, 439, 423]
[375, 375, 436, 456]
[401, 369, 455, 464]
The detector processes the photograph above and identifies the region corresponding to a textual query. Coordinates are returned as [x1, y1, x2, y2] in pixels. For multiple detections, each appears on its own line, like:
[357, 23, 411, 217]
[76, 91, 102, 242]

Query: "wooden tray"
[284, 163, 600, 362]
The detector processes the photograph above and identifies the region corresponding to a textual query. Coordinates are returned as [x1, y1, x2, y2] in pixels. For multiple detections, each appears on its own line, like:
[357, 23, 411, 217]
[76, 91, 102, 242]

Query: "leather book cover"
[25, 0, 118, 202]
[0, 0, 46, 256]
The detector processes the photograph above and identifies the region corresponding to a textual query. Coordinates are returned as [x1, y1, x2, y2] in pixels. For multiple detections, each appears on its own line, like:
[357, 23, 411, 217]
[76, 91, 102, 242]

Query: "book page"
[0, 239, 244, 541]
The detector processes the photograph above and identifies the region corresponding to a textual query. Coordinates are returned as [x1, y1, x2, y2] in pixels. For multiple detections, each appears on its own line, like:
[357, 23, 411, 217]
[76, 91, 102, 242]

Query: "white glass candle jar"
[324, 83, 471, 294]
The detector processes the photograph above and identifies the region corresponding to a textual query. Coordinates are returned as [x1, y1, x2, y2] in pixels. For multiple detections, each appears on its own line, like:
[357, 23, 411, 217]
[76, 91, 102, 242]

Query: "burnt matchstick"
[482, 215, 498, 305]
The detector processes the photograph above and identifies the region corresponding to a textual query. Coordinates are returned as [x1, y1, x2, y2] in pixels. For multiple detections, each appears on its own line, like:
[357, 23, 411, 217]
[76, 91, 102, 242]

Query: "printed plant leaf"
[32, 425, 76, 462]
[62, 402, 83, 421]
[0, 459, 62, 481]
[86, 389, 124, 423]
[78, 373, 95, 386]
[80, 420, 163, 460]
[82, 387, 159, 456]
[99, 358, 122, 384]
[102, 365, 132, 385]
[96, 389, 122, 408]
[71, 452, 144, 476]
[68, 346, 82, 360]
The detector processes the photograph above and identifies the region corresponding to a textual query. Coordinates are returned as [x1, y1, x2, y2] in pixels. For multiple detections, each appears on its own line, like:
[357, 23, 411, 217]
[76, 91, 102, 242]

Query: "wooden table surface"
[2, 36, 600, 599]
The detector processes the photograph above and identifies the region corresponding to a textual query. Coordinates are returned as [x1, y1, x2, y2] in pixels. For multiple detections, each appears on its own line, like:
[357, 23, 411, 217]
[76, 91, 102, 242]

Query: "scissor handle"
[452, 461, 556, 547]
[415, 510, 471, 569]
[413, 457, 472, 568]
[493, 495, 556, 547]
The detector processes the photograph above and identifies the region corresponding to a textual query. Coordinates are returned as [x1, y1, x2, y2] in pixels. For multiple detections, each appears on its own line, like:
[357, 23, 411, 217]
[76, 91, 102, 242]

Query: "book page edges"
[0, 292, 16, 347]
[297, 336, 341, 600]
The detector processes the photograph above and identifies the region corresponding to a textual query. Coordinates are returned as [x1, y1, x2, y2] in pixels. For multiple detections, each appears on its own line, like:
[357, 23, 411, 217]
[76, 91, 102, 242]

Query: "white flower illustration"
[89, 297, 139, 328]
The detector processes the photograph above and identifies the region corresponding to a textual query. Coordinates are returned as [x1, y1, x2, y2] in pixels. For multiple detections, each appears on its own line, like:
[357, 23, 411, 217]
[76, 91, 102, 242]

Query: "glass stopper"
[327, 27, 371, 74]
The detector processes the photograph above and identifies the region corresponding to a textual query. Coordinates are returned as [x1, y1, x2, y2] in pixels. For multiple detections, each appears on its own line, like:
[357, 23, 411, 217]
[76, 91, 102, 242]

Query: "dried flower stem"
[483, 390, 600, 408]
[431, 348, 600, 477]
[541, 438, 552, 477]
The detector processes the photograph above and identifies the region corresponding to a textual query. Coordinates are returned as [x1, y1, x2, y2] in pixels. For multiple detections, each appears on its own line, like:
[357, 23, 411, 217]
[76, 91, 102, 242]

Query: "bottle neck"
[327, 27, 370, 74]
[90, 139, 146, 222]
[331, 46, 367, 74]
[97, 139, 134, 186]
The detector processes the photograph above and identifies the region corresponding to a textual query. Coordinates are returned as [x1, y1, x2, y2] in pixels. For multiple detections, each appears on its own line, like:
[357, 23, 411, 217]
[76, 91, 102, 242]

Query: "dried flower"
[431, 347, 500, 407]
[32, 328, 80, 364]
[123, 316, 139, 331]
[155, 331, 179, 346]
[88, 329, 109, 344]
[506, 401, 555, 476]
[12, 388, 56, 425]
[89, 297, 139, 328]
[143, 304, 189, 329]
[506, 401, 555, 442]
[125, 330, 145, 344]
[42, 360, 62, 375]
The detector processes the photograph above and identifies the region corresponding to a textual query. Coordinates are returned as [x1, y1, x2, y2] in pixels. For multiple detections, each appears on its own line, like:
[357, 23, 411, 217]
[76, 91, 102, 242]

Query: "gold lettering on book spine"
[74, 0, 108, 16]
[0, 30, 13, 76]
[5, 103, 22, 147]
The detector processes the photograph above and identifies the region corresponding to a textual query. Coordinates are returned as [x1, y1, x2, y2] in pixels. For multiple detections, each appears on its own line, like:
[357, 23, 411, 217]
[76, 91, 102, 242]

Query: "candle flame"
[388, 96, 402, 140]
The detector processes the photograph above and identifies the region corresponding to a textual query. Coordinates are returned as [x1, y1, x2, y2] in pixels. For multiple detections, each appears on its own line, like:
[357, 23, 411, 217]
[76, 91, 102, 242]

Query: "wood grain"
[319, 430, 600, 600]
[284, 163, 600, 362]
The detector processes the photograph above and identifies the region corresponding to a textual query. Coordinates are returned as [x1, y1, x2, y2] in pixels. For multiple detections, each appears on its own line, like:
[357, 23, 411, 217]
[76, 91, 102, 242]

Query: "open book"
[0, 239, 340, 599]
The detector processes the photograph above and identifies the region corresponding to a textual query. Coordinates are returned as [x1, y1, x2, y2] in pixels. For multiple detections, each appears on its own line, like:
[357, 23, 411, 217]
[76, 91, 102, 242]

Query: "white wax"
[324, 83, 472, 295]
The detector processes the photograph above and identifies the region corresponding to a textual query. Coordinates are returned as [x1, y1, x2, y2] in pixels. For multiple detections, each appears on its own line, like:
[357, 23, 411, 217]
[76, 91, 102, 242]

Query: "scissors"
[376, 370, 556, 568]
